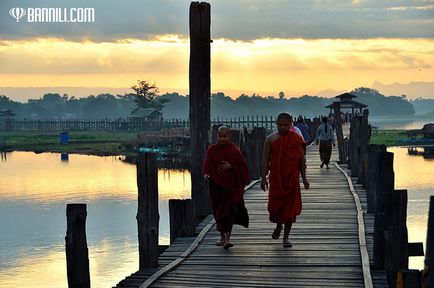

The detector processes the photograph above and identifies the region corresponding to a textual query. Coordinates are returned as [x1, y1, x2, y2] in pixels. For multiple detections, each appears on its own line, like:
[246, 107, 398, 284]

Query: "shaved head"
[277, 113, 292, 122]
[218, 126, 231, 134]
[217, 126, 231, 145]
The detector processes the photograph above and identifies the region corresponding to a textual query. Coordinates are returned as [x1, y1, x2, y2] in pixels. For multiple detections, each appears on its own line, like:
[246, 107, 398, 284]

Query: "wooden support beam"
[366, 144, 386, 213]
[65, 204, 91, 288]
[384, 189, 409, 287]
[333, 104, 346, 163]
[136, 152, 159, 269]
[373, 151, 394, 269]
[189, 1, 211, 218]
[169, 199, 196, 244]
[423, 195, 434, 288]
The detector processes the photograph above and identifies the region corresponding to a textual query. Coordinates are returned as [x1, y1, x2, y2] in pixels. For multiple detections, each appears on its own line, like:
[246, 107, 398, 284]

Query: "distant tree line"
[1, 87, 432, 120]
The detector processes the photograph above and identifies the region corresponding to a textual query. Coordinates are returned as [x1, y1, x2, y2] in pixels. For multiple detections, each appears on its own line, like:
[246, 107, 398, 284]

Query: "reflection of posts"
[65, 204, 90, 288]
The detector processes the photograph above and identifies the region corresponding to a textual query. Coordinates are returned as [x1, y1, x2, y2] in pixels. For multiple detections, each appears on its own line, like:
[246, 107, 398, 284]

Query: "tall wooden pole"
[136, 152, 159, 269]
[189, 2, 211, 218]
[424, 196, 434, 287]
[333, 103, 345, 163]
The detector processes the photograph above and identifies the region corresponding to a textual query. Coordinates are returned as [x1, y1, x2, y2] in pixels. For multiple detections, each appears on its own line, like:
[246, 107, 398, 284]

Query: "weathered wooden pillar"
[357, 112, 369, 186]
[169, 199, 196, 244]
[424, 196, 434, 287]
[349, 116, 361, 177]
[373, 151, 394, 269]
[333, 104, 346, 163]
[65, 204, 90, 288]
[231, 129, 241, 148]
[242, 127, 266, 179]
[366, 144, 386, 213]
[189, 1, 211, 218]
[136, 152, 159, 269]
[384, 189, 409, 287]
[211, 124, 221, 144]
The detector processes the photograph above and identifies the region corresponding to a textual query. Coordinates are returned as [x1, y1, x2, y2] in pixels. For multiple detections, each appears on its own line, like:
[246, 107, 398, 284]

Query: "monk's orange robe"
[268, 131, 305, 224]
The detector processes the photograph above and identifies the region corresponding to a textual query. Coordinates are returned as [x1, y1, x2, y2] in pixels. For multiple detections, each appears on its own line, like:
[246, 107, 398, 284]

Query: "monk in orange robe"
[261, 113, 309, 247]
[203, 126, 250, 249]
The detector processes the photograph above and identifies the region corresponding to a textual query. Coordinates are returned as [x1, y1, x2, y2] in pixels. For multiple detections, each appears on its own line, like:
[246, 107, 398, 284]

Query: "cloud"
[0, 37, 433, 95]
[0, 0, 433, 41]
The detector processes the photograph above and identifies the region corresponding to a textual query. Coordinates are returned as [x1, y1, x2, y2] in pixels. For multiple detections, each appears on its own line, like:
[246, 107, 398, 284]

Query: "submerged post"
[169, 199, 196, 244]
[189, 1, 211, 218]
[136, 152, 159, 269]
[65, 204, 90, 288]
[424, 196, 434, 287]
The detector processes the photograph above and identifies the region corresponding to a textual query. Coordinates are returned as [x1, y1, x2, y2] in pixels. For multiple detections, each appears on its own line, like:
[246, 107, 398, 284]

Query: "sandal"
[283, 240, 292, 248]
[223, 241, 234, 249]
[272, 226, 282, 239]
[215, 240, 224, 246]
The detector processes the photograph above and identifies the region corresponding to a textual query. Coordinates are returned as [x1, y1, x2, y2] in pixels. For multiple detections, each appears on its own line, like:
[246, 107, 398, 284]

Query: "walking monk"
[203, 126, 250, 249]
[261, 113, 310, 247]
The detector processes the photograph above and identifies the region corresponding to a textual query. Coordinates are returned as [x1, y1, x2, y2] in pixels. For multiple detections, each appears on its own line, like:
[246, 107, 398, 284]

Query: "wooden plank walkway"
[137, 145, 374, 287]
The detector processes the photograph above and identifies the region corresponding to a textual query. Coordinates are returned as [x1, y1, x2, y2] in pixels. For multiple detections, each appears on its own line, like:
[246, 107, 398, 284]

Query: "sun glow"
[0, 36, 433, 98]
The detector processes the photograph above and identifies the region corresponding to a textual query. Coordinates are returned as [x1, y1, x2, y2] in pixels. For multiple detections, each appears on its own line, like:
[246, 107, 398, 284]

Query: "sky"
[0, 0, 433, 100]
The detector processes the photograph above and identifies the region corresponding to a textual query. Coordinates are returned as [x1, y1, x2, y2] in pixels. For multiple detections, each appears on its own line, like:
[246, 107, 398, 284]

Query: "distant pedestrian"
[295, 116, 311, 143]
[315, 117, 335, 169]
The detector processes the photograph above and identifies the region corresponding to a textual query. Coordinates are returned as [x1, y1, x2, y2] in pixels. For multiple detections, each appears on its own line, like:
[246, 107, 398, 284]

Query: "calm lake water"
[370, 116, 433, 130]
[0, 152, 190, 288]
[388, 146, 434, 270]
[0, 144, 432, 287]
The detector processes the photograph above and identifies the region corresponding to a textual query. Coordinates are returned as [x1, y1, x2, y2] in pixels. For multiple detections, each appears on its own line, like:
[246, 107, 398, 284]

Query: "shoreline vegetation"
[0, 131, 136, 156]
[0, 129, 426, 156]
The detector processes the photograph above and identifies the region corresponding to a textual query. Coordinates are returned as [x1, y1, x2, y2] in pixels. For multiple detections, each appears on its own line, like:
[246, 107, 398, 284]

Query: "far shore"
[0, 129, 429, 157]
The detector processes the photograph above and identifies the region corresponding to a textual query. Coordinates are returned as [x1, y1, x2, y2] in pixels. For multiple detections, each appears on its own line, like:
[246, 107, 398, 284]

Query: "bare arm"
[260, 137, 271, 191]
[299, 154, 309, 189]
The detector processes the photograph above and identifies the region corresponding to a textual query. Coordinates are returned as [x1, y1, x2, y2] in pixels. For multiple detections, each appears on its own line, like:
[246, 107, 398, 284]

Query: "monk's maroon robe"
[203, 143, 250, 232]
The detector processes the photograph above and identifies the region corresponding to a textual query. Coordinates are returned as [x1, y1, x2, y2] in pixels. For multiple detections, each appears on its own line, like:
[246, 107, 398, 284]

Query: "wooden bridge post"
[373, 151, 394, 269]
[65, 204, 91, 288]
[241, 127, 265, 180]
[169, 199, 196, 244]
[136, 152, 159, 269]
[384, 189, 409, 287]
[349, 116, 361, 177]
[424, 196, 434, 287]
[357, 111, 369, 186]
[211, 124, 221, 144]
[366, 144, 386, 213]
[333, 104, 346, 163]
[189, 1, 212, 218]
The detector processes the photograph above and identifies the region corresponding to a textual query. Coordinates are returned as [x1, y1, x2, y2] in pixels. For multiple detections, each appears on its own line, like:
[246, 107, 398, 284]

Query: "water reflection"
[370, 117, 433, 130]
[0, 151, 7, 162]
[0, 152, 190, 288]
[408, 146, 434, 159]
[388, 147, 434, 270]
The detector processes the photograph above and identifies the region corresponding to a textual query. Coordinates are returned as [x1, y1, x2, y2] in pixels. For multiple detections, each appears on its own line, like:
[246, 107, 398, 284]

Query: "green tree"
[130, 80, 169, 113]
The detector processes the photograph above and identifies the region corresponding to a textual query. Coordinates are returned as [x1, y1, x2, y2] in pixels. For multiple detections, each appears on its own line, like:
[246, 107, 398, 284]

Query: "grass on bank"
[369, 129, 409, 146]
[0, 131, 138, 156]
[0, 129, 418, 156]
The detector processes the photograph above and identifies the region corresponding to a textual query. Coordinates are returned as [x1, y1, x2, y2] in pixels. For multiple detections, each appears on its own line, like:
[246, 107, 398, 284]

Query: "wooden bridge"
[115, 144, 389, 288]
